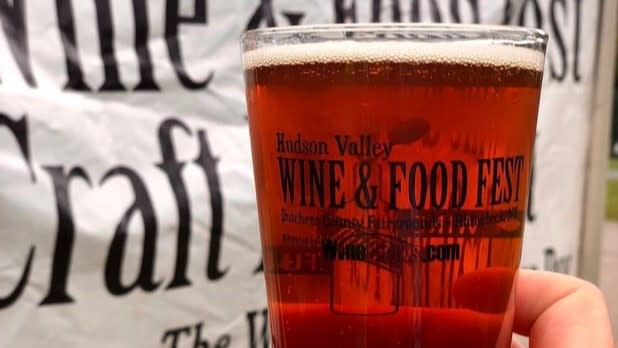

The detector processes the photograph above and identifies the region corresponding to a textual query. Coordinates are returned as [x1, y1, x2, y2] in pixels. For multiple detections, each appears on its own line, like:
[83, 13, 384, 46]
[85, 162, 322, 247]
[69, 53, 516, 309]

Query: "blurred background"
[601, 22, 618, 342]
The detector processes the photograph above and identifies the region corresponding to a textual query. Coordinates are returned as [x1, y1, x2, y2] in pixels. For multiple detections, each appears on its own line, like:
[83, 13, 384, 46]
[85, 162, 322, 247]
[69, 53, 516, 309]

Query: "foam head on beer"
[243, 41, 545, 71]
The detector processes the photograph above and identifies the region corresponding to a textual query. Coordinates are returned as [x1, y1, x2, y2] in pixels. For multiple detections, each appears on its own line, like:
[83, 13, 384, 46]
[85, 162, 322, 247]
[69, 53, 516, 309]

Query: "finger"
[452, 267, 515, 312]
[514, 270, 614, 348]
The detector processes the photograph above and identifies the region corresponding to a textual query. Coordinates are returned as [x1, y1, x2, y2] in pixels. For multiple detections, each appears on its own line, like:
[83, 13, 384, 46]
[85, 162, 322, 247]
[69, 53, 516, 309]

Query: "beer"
[243, 32, 545, 348]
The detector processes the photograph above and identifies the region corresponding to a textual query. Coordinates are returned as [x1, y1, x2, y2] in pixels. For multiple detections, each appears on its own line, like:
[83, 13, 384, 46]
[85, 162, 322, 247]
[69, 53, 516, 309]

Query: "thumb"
[514, 270, 614, 348]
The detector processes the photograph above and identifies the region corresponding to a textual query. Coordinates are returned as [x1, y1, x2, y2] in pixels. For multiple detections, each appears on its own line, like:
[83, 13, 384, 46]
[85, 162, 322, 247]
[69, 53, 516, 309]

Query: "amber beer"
[242, 25, 546, 348]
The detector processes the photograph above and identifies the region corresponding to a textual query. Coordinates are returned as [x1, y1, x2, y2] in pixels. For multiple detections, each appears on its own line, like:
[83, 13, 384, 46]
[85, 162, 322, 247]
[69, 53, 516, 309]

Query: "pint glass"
[241, 24, 547, 348]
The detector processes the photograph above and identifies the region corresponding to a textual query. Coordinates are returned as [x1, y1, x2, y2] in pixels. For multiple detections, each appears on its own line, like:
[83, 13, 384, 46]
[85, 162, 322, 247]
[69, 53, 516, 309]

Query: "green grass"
[606, 179, 618, 220]
[608, 158, 618, 220]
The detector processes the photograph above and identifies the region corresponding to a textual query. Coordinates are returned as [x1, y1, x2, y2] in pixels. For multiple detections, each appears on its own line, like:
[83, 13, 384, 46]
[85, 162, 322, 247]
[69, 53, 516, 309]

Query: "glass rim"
[241, 23, 548, 42]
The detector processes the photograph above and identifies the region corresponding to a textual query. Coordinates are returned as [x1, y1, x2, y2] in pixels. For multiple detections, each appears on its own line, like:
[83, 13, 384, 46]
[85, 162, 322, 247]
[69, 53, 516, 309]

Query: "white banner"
[0, 1, 600, 347]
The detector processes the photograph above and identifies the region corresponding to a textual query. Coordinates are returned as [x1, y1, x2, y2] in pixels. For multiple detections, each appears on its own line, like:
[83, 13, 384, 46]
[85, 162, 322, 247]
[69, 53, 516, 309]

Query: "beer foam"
[243, 41, 545, 71]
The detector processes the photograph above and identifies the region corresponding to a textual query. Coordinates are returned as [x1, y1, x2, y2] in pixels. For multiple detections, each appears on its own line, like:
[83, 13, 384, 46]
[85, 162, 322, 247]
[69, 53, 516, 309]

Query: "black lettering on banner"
[450, 0, 480, 23]
[156, 118, 193, 289]
[247, 309, 269, 348]
[161, 322, 231, 348]
[281, 11, 305, 26]
[94, 0, 125, 91]
[55, 0, 91, 91]
[246, 1, 305, 30]
[194, 130, 228, 281]
[0, 247, 34, 308]
[132, 0, 160, 91]
[162, 325, 192, 348]
[372, 0, 402, 22]
[102, 167, 161, 296]
[193, 322, 207, 348]
[213, 335, 231, 348]
[247, 0, 276, 29]
[335, 0, 357, 23]
[411, 0, 442, 23]
[0, 116, 232, 307]
[56, 0, 163, 91]
[549, 0, 568, 81]
[544, 0, 584, 82]
[39, 166, 92, 305]
[0, 113, 35, 308]
[194, 322, 231, 348]
[254, 259, 264, 274]
[56, 0, 159, 91]
[517, 0, 543, 28]
[572, 0, 583, 82]
[0, 113, 34, 181]
[165, 0, 213, 89]
[502, 0, 514, 24]
[0, 0, 36, 86]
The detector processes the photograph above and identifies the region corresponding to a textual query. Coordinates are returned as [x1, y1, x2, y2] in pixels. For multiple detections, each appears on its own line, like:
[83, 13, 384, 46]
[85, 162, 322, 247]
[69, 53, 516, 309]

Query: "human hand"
[512, 270, 614, 348]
